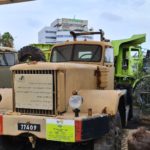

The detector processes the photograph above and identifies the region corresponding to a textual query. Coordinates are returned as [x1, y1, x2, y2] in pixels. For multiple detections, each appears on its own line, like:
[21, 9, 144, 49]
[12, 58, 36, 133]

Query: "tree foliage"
[0, 32, 14, 47]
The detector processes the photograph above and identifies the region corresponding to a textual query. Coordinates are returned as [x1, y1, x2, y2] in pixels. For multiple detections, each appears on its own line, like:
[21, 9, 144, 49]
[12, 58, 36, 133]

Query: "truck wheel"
[133, 76, 150, 116]
[93, 112, 122, 150]
[18, 46, 46, 63]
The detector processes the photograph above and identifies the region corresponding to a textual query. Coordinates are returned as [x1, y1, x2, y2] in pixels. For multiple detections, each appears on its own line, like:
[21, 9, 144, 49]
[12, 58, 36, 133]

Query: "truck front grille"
[15, 108, 53, 115]
[13, 70, 56, 116]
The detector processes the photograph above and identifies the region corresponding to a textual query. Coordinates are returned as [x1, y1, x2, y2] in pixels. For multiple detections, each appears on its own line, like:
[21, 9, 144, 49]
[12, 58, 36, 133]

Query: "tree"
[1, 32, 14, 47]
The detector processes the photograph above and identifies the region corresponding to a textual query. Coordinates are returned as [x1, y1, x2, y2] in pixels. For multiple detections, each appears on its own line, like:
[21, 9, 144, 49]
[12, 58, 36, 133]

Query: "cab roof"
[52, 40, 112, 49]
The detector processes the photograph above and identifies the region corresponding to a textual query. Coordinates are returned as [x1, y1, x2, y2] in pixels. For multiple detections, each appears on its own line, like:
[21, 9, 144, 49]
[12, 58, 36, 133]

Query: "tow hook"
[28, 136, 36, 149]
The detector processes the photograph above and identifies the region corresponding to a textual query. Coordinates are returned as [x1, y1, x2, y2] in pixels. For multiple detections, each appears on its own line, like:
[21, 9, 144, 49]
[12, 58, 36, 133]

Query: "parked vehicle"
[0, 46, 17, 88]
[0, 46, 17, 117]
[112, 34, 150, 117]
[0, 30, 130, 150]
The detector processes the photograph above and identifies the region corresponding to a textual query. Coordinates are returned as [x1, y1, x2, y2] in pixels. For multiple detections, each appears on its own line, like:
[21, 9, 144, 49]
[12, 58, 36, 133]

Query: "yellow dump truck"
[0, 30, 130, 150]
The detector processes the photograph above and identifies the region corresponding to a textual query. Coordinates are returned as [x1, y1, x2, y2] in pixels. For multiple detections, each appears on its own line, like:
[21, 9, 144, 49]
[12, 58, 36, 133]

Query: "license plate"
[18, 123, 40, 132]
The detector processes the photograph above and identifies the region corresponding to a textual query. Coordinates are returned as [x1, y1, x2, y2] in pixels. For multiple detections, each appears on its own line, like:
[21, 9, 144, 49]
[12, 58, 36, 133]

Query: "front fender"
[78, 90, 126, 116]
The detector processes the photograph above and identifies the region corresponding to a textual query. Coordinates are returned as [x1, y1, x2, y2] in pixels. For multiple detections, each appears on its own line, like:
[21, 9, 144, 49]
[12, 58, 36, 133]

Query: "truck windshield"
[51, 44, 102, 62]
[0, 53, 15, 66]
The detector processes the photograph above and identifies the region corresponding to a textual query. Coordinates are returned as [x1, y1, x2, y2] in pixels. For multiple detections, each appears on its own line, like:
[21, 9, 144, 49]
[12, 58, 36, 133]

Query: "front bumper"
[0, 113, 110, 143]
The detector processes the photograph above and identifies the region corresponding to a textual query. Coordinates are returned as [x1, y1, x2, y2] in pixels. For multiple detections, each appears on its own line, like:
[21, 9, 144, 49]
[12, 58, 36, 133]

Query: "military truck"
[0, 30, 129, 150]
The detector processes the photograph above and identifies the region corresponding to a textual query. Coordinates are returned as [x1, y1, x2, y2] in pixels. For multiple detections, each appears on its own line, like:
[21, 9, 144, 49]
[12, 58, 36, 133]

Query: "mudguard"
[78, 90, 126, 115]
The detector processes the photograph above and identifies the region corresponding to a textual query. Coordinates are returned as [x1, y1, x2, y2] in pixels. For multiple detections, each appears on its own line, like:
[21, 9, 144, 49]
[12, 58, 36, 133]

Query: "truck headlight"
[69, 95, 83, 110]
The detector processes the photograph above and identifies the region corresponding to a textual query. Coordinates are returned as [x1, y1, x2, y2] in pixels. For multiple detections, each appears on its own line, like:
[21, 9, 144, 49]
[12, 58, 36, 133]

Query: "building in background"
[38, 18, 93, 44]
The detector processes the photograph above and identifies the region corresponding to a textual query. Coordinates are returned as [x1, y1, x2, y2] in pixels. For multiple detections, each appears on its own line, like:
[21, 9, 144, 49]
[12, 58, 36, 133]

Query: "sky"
[0, 0, 150, 50]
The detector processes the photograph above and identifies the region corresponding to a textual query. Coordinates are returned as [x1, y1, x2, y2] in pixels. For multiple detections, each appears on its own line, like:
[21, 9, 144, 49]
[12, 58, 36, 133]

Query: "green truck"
[112, 34, 150, 116]
[112, 34, 145, 83]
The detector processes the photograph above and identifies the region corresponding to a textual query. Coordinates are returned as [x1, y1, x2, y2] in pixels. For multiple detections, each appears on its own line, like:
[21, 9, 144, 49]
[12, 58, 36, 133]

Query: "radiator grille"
[15, 108, 53, 115]
[13, 70, 55, 116]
